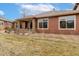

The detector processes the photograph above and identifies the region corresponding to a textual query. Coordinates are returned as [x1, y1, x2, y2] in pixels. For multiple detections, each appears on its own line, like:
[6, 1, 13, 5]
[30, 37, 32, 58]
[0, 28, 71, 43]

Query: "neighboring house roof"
[73, 3, 79, 10]
[15, 10, 79, 21]
[0, 16, 12, 23]
[0, 18, 7, 21]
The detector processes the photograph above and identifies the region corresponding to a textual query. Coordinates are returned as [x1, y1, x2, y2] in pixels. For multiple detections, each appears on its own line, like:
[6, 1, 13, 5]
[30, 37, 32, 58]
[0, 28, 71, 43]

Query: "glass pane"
[60, 21, 66, 28]
[67, 20, 74, 28]
[43, 22, 48, 28]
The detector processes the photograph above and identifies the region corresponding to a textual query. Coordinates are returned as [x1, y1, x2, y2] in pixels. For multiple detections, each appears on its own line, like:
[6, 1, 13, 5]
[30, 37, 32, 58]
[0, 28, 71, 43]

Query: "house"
[0, 17, 12, 33]
[13, 3, 79, 35]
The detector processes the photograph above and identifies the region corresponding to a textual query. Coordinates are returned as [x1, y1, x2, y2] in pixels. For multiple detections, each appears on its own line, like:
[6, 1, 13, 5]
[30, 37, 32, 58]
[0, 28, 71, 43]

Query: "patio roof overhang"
[14, 16, 36, 22]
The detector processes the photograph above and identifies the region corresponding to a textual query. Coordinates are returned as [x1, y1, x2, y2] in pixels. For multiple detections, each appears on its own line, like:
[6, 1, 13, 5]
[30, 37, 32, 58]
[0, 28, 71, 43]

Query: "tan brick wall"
[36, 14, 79, 35]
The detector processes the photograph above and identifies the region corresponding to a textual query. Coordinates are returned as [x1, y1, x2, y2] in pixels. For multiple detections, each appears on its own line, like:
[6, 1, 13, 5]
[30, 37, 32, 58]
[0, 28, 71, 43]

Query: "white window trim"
[58, 15, 76, 30]
[37, 18, 49, 30]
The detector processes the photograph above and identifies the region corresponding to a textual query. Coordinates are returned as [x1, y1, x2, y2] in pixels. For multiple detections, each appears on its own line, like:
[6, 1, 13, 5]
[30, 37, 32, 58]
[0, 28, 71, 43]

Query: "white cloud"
[17, 3, 59, 16]
[20, 4, 56, 11]
[0, 10, 5, 15]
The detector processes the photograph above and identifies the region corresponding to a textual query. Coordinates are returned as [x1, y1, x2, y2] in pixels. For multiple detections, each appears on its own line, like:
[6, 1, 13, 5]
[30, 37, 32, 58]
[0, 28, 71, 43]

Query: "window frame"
[37, 18, 49, 30]
[58, 15, 76, 30]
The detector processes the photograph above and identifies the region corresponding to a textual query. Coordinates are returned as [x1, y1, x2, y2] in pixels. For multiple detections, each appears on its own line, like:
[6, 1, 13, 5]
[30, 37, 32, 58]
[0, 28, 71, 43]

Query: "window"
[60, 20, 66, 28]
[43, 20, 48, 28]
[59, 15, 76, 30]
[67, 20, 74, 28]
[38, 18, 48, 29]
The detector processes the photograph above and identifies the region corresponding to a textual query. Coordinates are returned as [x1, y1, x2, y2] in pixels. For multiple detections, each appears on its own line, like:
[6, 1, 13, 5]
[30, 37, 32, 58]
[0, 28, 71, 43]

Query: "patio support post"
[14, 22, 16, 29]
[28, 20, 31, 32]
[32, 19, 36, 33]
[17, 21, 20, 29]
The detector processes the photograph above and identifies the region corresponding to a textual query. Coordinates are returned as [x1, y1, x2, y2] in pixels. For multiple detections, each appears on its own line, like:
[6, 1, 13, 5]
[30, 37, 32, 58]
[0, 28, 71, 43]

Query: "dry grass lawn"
[0, 33, 79, 56]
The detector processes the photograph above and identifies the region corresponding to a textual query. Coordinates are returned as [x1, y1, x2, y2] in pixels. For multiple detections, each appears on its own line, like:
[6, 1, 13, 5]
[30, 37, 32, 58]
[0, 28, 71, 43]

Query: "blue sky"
[0, 3, 74, 21]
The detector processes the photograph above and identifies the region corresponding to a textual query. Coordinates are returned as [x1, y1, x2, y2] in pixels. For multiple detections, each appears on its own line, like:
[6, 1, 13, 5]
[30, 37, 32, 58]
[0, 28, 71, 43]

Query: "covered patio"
[13, 18, 37, 34]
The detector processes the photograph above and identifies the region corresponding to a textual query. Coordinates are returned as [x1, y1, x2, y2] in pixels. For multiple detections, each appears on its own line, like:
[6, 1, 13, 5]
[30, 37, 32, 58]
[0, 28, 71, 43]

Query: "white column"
[32, 19, 36, 33]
